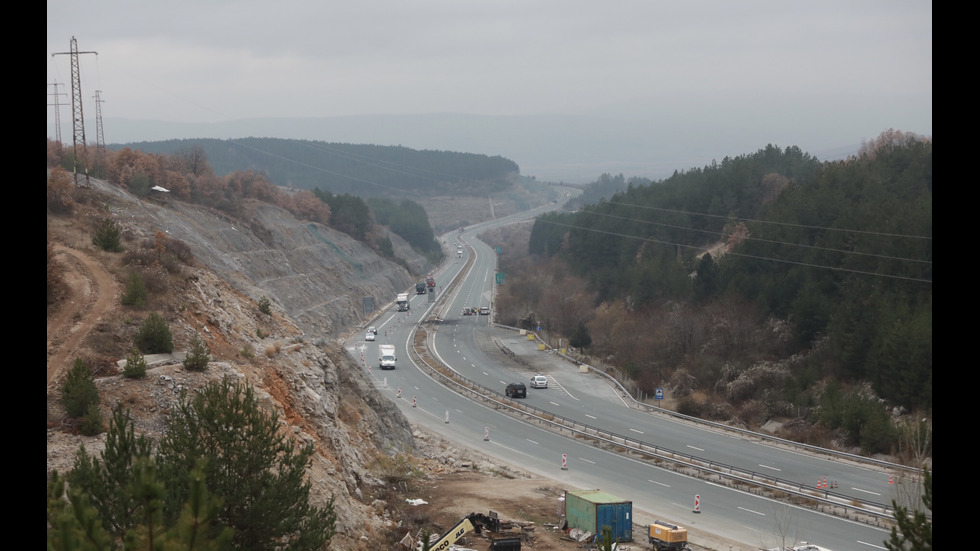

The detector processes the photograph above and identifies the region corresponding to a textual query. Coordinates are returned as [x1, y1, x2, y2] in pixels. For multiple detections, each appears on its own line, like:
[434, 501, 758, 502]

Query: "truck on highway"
[426, 275, 436, 289]
[378, 344, 397, 370]
[396, 293, 409, 311]
[648, 520, 688, 550]
[415, 281, 427, 294]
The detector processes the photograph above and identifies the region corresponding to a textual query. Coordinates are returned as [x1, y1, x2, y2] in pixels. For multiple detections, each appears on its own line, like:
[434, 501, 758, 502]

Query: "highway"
[348, 196, 903, 550]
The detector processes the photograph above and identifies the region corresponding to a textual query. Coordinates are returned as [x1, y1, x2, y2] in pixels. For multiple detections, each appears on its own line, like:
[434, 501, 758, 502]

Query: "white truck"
[379, 344, 397, 370]
[396, 293, 410, 311]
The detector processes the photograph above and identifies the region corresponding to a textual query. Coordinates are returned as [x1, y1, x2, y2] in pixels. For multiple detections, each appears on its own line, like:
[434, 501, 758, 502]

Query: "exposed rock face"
[46, 176, 440, 550]
[105, 187, 429, 338]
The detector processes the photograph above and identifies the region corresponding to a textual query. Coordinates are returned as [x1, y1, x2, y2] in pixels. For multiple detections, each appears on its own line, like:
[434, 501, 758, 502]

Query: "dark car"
[505, 382, 526, 398]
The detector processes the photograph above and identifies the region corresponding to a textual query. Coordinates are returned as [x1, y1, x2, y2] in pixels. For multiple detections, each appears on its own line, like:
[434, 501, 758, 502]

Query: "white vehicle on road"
[530, 375, 548, 389]
[378, 344, 397, 370]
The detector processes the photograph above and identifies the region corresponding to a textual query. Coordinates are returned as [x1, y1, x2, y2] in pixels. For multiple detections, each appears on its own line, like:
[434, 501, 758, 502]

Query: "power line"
[571, 208, 932, 266]
[535, 217, 931, 284]
[603, 199, 931, 241]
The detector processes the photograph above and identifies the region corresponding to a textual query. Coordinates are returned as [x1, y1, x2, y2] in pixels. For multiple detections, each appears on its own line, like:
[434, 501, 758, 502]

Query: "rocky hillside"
[44, 174, 511, 549]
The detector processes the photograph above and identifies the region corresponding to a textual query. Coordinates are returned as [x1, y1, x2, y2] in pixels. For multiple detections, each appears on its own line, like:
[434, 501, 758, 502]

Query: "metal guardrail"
[402, 321, 918, 527]
[514, 329, 924, 479]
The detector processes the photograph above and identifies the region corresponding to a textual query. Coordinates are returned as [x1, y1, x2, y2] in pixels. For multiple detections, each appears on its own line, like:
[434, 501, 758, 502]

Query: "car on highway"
[462, 307, 473, 316]
[505, 382, 526, 398]
[530, 375, 548, 389]
[479, 306, 490, 315]
[368, 326, 378, 334]
[365, 332, 375, 341]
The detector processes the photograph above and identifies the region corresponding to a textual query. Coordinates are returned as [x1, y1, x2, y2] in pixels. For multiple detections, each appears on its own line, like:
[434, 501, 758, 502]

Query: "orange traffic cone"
[889, 474, 894, 484]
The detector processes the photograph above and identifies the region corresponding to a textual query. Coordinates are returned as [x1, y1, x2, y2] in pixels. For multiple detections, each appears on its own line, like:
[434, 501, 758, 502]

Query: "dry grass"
[264, 341, 282, 358]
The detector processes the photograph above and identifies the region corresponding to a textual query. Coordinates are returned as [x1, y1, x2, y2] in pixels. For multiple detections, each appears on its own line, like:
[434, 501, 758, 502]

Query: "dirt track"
[47, 244, 120, 386]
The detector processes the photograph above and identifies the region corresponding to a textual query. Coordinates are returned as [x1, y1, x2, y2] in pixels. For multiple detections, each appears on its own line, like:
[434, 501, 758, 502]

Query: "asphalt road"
[349, 200, 899, 551]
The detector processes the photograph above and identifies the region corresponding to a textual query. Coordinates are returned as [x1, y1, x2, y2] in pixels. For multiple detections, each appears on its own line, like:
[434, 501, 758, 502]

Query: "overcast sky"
[47, 1, 932, 182]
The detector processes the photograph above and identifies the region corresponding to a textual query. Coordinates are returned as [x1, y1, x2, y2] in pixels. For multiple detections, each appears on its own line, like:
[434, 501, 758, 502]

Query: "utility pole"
[93, 89, 107, 174]
[47, 82, 68, 144]
[51, 36, 98, 185]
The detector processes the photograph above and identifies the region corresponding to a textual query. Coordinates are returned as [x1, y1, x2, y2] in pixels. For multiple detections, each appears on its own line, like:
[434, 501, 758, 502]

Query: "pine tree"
[885, 467, 932, 551]
[79, 403, 104, 436]
[183, 333, 211, 372]
[122, 348, 148, 379]
[92, 217, 123, 252]
[121, 272, 148, 307]
[134, 312, 173, 354]
[257, 296, 272, 316]
[165, 463, 235, 550]
[61, 406, 233, 550]
[157, 378, 336, 551]
[62, 358, 100, 419]
[68, 405, 154, 542]
[47, 470, 113, 551]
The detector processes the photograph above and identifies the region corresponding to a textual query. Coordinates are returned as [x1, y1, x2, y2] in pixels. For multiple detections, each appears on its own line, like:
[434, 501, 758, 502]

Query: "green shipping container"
[563, 489, 633, 542]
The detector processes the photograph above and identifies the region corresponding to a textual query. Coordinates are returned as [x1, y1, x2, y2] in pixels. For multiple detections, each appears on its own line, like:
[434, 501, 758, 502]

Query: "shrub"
[122, 347, 147, 379]
[140, 264, 171, 294]
[183, 333, 211, 372]
[370, 452, 426, 487]
[569, 321, 592, 348]
[62, 358, 100, 419]
[134, 312, 173, 354]
[128, 170, 151, 197]
[47, 167, 76, 214]
[258, 296, 272, 316]
[91, 217, 123, 252]
[121, 272, 148, 307]
[264, 341, 281, 358]
[676, 393, 707, 418]
[47, 232, 68, 307]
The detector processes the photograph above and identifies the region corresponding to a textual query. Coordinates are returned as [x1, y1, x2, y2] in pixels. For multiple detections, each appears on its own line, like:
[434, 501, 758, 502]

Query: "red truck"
[426, 275, 435, 289]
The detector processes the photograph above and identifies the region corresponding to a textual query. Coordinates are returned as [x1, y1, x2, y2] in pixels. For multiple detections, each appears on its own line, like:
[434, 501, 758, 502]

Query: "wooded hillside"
[110, 138, 520, 198]
[501, 131, 931, 457]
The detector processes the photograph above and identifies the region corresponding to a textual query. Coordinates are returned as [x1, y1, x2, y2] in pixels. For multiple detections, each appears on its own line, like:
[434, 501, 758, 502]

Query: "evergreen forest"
[507, 131, 931, 455]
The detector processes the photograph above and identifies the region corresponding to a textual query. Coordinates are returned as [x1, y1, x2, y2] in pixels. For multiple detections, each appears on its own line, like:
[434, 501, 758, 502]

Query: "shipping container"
[563, 489, 633, 542]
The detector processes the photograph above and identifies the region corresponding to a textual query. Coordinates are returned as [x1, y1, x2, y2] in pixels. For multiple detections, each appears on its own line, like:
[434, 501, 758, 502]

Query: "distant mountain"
[72, 113, 863, 184]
